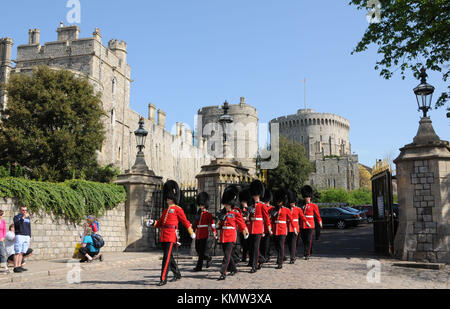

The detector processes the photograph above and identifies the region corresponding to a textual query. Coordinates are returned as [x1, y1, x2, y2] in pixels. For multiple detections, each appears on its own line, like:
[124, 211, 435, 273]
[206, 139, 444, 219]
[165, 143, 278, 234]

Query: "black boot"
[218, 274, 226, 281]
[171, 273, 182, 282]
[157, 280, 167, 286]
[276, 264, 283, 269]
[206, 257, 212, 269]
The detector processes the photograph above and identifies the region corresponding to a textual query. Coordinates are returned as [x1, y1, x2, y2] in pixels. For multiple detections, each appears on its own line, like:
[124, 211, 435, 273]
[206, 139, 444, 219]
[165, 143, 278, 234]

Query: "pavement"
[0, 224, 448, 289]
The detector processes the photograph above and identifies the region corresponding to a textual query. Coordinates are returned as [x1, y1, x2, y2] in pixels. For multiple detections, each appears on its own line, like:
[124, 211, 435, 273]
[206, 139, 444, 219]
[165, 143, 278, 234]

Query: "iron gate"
[371, 169, 395, 256]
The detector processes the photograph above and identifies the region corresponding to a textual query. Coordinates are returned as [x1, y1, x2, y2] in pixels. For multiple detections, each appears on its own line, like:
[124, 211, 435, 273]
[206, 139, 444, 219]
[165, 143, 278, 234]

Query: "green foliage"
[0, 177, 126, 223]
[0, 66, 106, 182]
[267, 137, 314, 194]
[318, 188, 372, 206]
[349, 0, 450, 113]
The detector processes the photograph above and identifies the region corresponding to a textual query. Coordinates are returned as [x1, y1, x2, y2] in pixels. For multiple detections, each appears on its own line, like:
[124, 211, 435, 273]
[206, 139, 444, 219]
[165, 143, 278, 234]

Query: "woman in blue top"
[79, 226, 103, 263]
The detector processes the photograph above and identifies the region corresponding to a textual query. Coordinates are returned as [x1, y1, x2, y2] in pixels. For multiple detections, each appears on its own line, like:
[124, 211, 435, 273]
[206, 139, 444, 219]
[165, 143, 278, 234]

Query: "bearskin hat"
[221, 185, 239, 206]
[163, 180, 181, 205]
[287, 189, 298, 205]
[239, 187, 252, 204]
[250, 180, 265, 198]
[273, 188, 288, 207]
[261, 189, 273, 204]
[301, 185, 314, 199]
[197, 192, 210, 209]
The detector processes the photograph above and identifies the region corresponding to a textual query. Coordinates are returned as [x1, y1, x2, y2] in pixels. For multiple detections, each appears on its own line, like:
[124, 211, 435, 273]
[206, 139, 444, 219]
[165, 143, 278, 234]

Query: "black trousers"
[248, 234, 262, 269]
[195, 238, 211, 269]
[300, 229, 314, 257]
[260, 234, 271, 261]
[220, 242, 237, 275]
[286, 232, 298, 260]
[239, 233, 249, 261]
[274, 235, 286, 266]
[160, 242, 180, 282]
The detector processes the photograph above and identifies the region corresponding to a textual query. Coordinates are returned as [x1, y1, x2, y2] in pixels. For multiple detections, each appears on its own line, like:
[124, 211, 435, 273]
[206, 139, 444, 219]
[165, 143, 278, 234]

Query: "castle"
[271, 109, 359, 190]
[0, 25, 262, 184]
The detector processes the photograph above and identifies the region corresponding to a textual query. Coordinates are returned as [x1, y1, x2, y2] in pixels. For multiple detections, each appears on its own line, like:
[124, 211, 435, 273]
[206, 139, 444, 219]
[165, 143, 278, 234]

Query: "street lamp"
[414, 67, 435, 118]
[219, 101, 234, 158]
[134, 117, 148, 154]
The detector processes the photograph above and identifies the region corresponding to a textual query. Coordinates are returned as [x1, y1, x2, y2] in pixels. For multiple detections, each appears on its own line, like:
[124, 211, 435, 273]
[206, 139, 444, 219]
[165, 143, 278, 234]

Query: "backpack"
[91, 234, 105, 249]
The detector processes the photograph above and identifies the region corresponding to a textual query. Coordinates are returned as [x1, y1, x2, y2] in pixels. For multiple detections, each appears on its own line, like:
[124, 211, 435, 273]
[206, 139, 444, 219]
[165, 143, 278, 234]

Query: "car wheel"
[367, 217, 374, 223]
[336, 220, 346, 230]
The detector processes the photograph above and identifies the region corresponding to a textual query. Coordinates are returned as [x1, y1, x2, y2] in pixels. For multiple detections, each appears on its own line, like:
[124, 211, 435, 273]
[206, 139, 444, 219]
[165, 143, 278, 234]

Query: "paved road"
[1, 224, 448, 289]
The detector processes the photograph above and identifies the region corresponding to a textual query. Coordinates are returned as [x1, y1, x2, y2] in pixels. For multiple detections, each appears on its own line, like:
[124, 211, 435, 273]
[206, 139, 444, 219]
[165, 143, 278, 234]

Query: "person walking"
[193, 192, 217, 272]
[13, 205, 31, 273]
[146, 180, 195, 287]
[299, 186, 322, 260]
[238, 187, 252, 263]
[217, 186, 249, 281]
[286, 189, 307, 264]
[259, 189, 274, 264]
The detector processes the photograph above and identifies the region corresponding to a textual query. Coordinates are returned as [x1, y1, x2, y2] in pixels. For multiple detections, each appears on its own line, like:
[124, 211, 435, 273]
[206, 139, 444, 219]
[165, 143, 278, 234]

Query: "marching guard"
[270, 188, 294, 269]
[217, 186, 249, 280]
[247, 180, 272, 273]
[238, 187, 252, 263]
[193, 192, 217, 272]
[260, 189, 274, 263]
[146, 180, 196, 286]
[299, 185, 322, 260]
[286, 189, 307, 264]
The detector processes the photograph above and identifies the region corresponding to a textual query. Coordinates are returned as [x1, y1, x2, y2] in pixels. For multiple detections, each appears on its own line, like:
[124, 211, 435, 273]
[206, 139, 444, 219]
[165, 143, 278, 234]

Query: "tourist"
[79, 226, 103, 263]
[0, 210, 8, 274]
[13, 205, 32, 273]
[5, 224, 32, 267]
[87, 215, 99, 233]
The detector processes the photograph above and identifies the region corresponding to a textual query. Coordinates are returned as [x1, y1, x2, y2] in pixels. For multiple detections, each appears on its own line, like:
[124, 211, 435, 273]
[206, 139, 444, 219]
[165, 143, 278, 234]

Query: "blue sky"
[1, 0, 448, 168]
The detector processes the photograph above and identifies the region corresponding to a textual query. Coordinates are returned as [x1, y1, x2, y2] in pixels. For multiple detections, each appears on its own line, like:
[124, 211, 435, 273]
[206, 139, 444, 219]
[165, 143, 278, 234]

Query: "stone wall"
[310, 155, 359, 191]
[0, 198, 126, 260]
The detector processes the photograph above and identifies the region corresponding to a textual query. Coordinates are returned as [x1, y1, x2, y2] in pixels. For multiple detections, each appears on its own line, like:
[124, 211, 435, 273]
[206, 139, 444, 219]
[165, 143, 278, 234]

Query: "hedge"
[0, 178, 126, 223]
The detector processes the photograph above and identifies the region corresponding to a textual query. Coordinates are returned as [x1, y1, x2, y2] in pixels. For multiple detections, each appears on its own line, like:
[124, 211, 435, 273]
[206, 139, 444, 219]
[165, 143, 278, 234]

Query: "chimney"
[0, 38, 13, 64]
[157, 109, 166, 128]
[240, 97, 246, 106]
[148, 103, 156, 122]
[28, 29, 40, 45]
[186, 129, 193, 146]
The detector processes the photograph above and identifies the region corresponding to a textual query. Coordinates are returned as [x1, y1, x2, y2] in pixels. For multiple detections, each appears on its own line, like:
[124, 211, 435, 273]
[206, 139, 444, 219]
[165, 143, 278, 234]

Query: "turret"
[28, 29, 40, 45]
[57, 24, 80, 42]
[108, 39, 127, 64]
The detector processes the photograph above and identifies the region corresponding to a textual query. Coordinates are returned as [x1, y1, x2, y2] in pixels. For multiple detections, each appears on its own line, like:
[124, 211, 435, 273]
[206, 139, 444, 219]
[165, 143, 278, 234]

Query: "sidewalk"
[0, 251, 163, 285]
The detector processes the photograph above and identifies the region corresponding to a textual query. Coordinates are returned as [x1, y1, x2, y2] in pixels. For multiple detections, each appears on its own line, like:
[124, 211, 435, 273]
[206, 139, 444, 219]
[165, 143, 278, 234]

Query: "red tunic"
[155, 205, 192, 243]
[193, 210, 216, 240]
[218, 211, 247, 243]
[248, 201, 271, 235]
[300, 203, 322, 230]
[263, 203, 274, 234]
[288, 206, 306, 233]
[270, 207, 294, 236]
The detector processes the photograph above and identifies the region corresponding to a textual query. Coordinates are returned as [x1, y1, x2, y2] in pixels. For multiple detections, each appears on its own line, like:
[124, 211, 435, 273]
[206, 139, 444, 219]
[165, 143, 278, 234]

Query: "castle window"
[333, 179, 336, 188]
[112, 78, 116, 95]
[321, 119, 324, 125]
[111, 109, 115, 124]
[338, 165, 340, 173]
[118, 147, 121, 161]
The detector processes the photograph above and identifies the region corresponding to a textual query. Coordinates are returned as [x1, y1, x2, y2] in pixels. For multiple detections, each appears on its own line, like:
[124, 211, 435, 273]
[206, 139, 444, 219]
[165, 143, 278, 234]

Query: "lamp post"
[131, 117, 150, 173]
[414, 67, 435, 118]
[219, 101, 233, 158]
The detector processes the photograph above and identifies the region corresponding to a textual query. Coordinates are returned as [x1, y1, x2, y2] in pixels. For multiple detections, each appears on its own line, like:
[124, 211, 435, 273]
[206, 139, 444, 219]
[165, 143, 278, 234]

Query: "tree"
[267, 136, 314, 194]
[0, 66, 106, 182]
[349, 0, 450, 115]
[359, 164, 372, 189]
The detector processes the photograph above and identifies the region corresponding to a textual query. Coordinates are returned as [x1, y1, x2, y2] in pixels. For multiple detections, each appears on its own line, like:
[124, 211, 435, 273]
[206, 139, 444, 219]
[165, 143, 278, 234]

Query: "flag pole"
[303, 78, 307, 109]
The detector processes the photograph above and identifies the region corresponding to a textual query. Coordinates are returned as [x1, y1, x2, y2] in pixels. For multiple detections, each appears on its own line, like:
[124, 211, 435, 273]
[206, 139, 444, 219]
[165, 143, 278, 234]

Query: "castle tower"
[108, 39, 127, 65]
[28, 29, 40, 45]
[0, 37, 13, 112]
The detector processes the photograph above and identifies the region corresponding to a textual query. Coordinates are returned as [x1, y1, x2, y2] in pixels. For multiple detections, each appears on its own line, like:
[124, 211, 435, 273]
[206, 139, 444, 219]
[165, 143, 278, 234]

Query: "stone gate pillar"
[115, 151, 163, 251]
[394, 117, 450, 263]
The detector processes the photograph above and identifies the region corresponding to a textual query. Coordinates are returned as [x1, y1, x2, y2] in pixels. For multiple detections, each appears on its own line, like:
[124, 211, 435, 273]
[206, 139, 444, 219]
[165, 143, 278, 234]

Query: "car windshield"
[337, 208, 354, 214]
[342, 207, 359, 212]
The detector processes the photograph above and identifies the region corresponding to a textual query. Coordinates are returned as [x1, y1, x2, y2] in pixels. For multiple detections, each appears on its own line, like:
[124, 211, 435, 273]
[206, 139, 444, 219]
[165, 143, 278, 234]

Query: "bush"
[318, 187, 373, 206]
[0, 177, 126, 223]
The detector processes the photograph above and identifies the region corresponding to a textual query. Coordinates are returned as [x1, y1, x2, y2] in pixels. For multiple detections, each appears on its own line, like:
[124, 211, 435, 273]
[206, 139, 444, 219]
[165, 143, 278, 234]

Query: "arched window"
[112, 78, 117, 95]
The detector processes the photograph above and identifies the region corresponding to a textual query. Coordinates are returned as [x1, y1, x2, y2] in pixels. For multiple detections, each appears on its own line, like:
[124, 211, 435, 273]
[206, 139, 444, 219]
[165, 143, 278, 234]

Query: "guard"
[247, 180, 272, 273]
[270, 188, 294, 269]
[238, 187, 252, 263]
[146, 180, 195, 286]
[217, 186, 249, 280]
[193, 192, 217, 272]
[286, 189, 307, 264]
[299, 185, 322, 260]
[260, 189, 274, 263]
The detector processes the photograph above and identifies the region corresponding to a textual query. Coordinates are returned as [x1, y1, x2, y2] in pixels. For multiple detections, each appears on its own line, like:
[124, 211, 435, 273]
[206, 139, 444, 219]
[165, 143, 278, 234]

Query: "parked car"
[319, 207, 361, 229]
[353, 205, 374, 223]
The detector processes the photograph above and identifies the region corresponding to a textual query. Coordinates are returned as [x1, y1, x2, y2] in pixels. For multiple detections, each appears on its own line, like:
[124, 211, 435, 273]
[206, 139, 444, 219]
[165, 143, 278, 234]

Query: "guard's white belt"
[306, 216, 314, 218]
[293, 219, 299, 222]
[251, 218, 263, 221]
[197, 225, 208, 228]
[275, 221, 286, 224]
[222, 226, 236, 230]
[211, 224, 216, 228]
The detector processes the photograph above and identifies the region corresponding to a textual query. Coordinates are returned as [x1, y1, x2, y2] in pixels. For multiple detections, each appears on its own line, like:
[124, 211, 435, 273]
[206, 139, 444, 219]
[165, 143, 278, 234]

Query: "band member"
[238, 187, 252, 263]
[286, 189, 307, 264]
[193, 192, 217, 272]
[247, 180, 272, 273]
[270, 188, 295, 269]
[217, 186, 249, 281]
[260, 189, 274, 263]
[146, 180, 195, 286]
[299, 185, 322, 260]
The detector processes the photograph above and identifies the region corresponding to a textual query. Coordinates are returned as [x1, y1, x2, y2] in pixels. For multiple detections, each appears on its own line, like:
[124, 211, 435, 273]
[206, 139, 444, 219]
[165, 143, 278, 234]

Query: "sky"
[0, 0, 448, 168]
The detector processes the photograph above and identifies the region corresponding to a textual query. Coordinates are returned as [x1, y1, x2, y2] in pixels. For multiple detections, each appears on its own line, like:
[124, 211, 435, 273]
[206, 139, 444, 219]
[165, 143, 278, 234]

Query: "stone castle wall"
[0, 25, 212, 184]
[0, 198, 126, 260]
